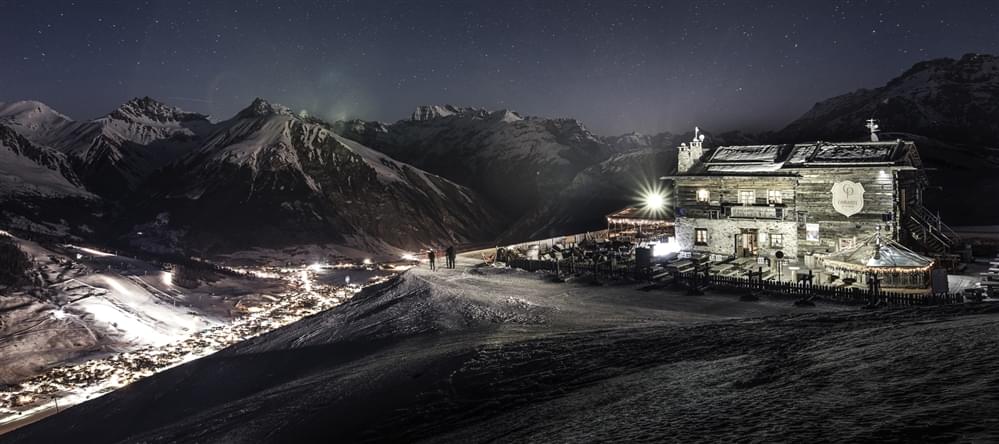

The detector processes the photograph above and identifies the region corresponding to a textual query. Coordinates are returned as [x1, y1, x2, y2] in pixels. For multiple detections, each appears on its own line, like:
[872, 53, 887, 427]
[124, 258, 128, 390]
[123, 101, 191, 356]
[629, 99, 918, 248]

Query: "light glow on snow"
[162, 271, 173, 287]
[652, 238, 680, 257]
[67, 244, 114, 257]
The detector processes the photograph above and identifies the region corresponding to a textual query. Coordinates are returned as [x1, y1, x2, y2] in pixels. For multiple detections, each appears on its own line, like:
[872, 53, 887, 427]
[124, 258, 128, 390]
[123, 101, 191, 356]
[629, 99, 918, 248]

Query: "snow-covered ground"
[9, 255, 945, 442]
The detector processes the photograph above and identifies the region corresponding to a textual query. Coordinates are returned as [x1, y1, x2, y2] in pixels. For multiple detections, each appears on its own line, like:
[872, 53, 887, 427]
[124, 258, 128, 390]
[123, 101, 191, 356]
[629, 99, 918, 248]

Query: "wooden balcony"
[678, 204, 787, 220]
[728, 205, 781, 219]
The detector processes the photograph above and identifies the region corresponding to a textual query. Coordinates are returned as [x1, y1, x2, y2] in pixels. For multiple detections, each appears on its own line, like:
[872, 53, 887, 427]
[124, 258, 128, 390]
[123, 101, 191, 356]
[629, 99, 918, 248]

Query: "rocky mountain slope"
[335, 106, 613, 223]
[0, 98, 506, 256]
[138, 99, 505, 254]
[0, 97, 213, 197]
[780, 53, 999, 147]
[0, 124, 102, 237]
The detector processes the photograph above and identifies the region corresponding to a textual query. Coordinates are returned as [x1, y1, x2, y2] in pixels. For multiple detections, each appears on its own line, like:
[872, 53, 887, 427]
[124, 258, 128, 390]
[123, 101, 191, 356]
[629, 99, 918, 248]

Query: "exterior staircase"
[904, 204, 959, 255]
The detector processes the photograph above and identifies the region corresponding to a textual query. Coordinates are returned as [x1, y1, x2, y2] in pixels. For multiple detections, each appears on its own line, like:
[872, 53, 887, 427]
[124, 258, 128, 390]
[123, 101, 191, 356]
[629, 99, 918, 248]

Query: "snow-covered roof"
[679, 140, 920, 177]
[709, 144, 785, 162]
[705, 163, 786, 173]
[822, 234, 933, 271]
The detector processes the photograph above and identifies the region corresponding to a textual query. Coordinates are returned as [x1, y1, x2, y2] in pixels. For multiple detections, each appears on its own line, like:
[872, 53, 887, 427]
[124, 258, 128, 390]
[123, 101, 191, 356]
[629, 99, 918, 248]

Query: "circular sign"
[775, 250, 785, 259]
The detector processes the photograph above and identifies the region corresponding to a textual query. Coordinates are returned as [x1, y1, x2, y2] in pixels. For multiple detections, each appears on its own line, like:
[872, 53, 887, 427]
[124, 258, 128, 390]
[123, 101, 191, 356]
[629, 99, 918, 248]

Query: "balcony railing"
[679, 205, 785, 220]
[729, 205, 780, 219]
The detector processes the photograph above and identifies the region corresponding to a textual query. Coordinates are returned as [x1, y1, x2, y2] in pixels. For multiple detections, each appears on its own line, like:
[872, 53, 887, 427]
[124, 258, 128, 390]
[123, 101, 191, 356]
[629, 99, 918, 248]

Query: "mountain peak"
[780, 52, 999, 145]
[236, 97, 293, 119]
[0, 100, 73, 124]
[411, 105, 489, 121]
[109, 96, 208, 124]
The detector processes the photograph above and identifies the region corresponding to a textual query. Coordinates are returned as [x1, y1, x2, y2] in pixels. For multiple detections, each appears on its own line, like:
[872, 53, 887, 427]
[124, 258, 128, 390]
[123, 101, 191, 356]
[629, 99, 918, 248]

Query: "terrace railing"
[505, 258, 965, 307]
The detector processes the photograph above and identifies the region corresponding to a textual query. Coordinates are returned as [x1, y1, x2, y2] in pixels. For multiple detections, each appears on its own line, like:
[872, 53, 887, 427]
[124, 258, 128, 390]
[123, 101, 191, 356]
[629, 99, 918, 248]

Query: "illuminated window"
[767, 190, 782, 204]
[771, 233, 784, 248]
[839, 237, 856, 250]
[696, 189, 710, 202]
[738, 190, 756, 205]
[806, 223, 820, 241]
[695, 228, 708, 245]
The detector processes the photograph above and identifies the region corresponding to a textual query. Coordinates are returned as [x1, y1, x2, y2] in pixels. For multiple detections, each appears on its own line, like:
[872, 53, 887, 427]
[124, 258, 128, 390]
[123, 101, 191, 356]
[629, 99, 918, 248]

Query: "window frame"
[696, 188, 710, 203]
[767, 189, 782, 204]
[737, 190, 756, 205]
[770, 233, 784, 248]
[694, 228, 708, 246]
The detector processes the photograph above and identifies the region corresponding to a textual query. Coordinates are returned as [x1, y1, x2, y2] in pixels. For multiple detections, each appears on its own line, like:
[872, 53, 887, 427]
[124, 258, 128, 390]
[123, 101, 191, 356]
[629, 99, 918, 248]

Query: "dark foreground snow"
[4, 262, 999, 443]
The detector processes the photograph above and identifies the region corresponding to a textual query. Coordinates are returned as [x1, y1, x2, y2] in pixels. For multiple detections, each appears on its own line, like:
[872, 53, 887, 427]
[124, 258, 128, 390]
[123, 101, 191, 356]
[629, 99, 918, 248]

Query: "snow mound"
[236, 270, 553, 354]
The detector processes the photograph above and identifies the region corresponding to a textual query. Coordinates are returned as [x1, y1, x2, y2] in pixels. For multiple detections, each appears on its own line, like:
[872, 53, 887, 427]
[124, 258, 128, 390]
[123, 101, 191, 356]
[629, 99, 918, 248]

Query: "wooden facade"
[664, 138, 945, 267]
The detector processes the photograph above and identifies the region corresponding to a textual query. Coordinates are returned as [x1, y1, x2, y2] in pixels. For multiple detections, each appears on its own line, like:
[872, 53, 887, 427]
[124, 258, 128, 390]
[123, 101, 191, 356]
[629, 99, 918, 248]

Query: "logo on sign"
[831, 181, 865, 217]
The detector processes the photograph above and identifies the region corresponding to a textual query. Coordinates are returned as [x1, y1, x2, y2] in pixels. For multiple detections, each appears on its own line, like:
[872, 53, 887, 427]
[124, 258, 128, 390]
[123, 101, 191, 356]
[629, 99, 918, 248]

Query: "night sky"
[2, 0, 998, 135]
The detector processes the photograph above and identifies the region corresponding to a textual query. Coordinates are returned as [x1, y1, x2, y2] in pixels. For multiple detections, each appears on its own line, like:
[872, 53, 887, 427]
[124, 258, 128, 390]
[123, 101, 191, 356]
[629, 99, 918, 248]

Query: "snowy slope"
[6, 265, 998, 443]
[0, 101, 74, 145]
[143, 98, 505, 254]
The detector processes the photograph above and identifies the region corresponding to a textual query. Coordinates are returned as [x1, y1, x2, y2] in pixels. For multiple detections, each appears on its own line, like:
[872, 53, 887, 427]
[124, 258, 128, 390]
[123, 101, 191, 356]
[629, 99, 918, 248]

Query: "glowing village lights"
[0, 264, 395, 425]
[362, 258, 373, 265]
[161, 271, 173, 286]
[401, 253, 418, 261]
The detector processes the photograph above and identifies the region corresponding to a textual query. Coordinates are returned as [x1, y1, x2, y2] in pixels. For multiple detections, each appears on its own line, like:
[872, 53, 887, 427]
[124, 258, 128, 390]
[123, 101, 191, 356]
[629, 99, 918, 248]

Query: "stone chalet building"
[663, 127, 958, 273]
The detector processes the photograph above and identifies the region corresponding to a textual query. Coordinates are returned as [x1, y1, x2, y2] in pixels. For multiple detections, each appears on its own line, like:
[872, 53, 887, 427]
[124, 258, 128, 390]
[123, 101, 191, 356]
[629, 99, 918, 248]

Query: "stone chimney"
[677, 126, 705, 173]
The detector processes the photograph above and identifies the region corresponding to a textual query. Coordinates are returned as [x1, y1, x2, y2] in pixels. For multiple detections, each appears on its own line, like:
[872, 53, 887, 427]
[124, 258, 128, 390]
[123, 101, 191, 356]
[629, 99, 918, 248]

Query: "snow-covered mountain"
[141, 98, 505, 254]
[0, 124, 102, 237]
[0, 97, 213, 197]
[780, 53, 999, 146]
[335, 105, 614, 238]
[0, 101, 74, 143]
[601, 131, 678, 152]
[0, 124, 89, 198]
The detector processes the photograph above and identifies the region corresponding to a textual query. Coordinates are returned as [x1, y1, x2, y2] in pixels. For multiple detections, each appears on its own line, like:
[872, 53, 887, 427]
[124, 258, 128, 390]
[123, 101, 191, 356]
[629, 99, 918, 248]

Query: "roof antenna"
[865, 118, 880, 142]
[691, 126, 705, 149]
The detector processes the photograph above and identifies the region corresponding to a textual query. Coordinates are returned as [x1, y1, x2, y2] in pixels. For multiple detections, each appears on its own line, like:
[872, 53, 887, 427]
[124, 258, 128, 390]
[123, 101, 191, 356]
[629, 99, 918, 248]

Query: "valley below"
[0, 233, 400, 434]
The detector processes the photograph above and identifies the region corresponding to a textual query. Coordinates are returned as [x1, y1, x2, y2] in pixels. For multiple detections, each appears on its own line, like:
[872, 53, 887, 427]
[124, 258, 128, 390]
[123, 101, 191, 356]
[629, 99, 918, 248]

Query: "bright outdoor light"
[644, 192, 665, 211]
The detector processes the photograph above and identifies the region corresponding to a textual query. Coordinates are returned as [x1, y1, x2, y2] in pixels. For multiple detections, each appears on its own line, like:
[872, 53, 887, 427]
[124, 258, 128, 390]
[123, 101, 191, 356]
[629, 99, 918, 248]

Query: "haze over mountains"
[1, 53, 997, 258]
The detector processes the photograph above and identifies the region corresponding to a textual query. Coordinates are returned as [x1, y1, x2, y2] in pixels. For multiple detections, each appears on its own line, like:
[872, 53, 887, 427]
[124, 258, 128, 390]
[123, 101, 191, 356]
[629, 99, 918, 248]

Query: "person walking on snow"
[446, 246, 456, 269]
[427, 248, 437, 271]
